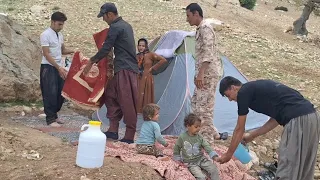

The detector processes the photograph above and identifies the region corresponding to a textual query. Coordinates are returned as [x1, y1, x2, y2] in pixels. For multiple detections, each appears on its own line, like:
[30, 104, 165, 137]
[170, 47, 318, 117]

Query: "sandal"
[56, 119, 65, 124]
[263, 161, 278, 174]
[257, 170, 276, 180]
[219, 132, 228, 140]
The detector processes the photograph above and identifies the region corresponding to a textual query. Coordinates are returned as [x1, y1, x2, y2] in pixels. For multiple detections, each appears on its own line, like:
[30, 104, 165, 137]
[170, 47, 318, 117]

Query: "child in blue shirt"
[136, 103, 168, 157]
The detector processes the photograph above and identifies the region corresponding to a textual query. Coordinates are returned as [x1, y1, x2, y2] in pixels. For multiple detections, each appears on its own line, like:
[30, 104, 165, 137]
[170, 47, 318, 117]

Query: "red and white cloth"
[62, 29, 110, 110]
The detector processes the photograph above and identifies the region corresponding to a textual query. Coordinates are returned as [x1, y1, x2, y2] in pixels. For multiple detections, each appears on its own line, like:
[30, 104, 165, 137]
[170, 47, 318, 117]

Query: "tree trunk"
[293, 0, 320, 35]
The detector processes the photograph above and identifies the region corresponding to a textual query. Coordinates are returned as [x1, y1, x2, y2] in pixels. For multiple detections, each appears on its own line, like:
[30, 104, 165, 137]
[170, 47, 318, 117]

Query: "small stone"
[30, 5, 46, 16]
[256, 145, 268, 155]
[80, 175, 91, 180]
[315, 172, 320, 178]
[4, 149, 14, 153]
[21, 111, 25, 116]
[22, 106, 32, 113]
[39, 107, 44, 111]
[38, 114, 46, 118]
[273, 139, 280, 149]
[273, 152, 278, 159]
[24, 143, 31, 149]
[263, 139, 273, 148]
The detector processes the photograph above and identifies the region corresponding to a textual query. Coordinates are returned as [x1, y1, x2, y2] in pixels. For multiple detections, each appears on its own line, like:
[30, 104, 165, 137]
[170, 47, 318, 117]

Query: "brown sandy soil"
[0, 110, 163, 180]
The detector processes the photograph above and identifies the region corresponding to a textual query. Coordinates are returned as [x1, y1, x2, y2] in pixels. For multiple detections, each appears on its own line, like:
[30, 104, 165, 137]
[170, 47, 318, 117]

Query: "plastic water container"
[233, 143, 252, 164]
[76, 121, 106, 168]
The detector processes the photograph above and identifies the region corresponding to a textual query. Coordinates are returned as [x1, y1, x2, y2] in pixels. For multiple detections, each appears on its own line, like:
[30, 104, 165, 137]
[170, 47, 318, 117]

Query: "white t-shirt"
[40, 27, 64, 65]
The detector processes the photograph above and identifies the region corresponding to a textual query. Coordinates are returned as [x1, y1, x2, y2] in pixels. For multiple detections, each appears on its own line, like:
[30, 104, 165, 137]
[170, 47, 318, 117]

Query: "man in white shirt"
[40, 12, 74, 127]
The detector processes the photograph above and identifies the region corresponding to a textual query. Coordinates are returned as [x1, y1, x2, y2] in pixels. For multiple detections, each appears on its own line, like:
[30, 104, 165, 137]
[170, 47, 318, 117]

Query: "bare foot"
[49, 122, 62, 127]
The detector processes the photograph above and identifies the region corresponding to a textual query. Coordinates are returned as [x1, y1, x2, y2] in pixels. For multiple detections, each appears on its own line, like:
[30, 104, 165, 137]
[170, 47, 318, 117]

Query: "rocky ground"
[0, 105, 163, 180]
[0, 0, 320, 179]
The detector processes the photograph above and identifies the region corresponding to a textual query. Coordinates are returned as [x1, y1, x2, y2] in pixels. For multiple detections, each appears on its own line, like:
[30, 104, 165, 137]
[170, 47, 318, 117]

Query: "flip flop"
[219, 132, 228, 140]
[257, 170, 276, 180]
[56, 119, 65, 124]
[263, 161, 278, 174]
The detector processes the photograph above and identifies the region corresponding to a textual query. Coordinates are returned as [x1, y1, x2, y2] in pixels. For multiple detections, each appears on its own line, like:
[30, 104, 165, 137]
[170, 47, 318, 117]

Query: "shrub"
[239, 0, 257, 10]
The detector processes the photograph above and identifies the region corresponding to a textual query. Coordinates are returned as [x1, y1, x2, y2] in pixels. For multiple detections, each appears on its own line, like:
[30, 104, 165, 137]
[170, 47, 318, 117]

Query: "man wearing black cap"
[83, 2, 139, 144]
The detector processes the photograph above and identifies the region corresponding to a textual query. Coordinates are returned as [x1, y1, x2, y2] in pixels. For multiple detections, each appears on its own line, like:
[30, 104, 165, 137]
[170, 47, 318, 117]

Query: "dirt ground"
[0, 109, 163, 180]
[0, 0, 320, 179]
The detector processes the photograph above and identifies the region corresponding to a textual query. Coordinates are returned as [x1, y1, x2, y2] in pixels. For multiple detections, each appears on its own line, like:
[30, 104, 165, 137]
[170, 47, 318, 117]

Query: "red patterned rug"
[62, 29, 110, 110]
[105, 136, 256, 180]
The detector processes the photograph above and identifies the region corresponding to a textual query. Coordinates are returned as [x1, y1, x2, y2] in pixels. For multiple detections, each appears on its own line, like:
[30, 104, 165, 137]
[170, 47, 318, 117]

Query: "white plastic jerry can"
[76, 121, 106, 168]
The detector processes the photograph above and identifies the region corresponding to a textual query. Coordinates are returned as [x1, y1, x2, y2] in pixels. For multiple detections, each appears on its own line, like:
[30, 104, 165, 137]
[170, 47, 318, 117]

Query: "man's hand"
[242, 132, 255, 145]
[195, 72, 205, 89]
[58, 67, 68, 80]
[216, 153, 232, 164]
[83, 61, 93, 76]
[107, 71, 114, 80]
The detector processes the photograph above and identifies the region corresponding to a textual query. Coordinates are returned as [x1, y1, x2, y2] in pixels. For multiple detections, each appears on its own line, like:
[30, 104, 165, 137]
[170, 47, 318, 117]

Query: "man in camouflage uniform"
[186, 3, 222, 143]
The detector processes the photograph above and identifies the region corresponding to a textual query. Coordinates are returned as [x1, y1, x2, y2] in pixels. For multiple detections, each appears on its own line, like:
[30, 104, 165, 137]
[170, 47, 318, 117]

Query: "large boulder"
[0, 14, 41, 101]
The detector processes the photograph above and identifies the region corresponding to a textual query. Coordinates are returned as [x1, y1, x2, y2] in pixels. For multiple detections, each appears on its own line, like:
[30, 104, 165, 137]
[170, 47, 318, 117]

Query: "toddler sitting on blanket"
[173, 113, 220, 180]
[135, 103, 168, 157]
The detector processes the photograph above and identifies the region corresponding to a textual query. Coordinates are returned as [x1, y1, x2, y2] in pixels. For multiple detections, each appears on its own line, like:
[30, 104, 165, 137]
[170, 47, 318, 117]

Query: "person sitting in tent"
[136, 38, 167, 113]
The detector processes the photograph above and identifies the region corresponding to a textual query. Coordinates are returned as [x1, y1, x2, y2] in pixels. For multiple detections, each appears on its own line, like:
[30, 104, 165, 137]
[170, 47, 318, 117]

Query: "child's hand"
[163, 142, 169, 147]
[212, 155, 219, 161]
[175, 161, 186, 168]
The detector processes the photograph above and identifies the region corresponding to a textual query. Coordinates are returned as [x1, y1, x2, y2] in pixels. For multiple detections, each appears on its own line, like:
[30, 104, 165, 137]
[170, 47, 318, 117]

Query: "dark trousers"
[105, 69, 138, 140]
[40, 64, 65, 125]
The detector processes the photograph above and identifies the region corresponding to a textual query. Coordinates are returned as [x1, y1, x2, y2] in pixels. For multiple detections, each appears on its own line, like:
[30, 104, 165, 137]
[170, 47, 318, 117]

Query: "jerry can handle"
[81, 124, 90, 131]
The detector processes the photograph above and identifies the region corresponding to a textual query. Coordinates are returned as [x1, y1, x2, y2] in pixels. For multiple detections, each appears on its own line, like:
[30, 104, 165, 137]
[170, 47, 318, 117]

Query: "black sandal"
[257, 170, 276, 180]
[219, 132, 228, 140]
[263, 161, 278, 174]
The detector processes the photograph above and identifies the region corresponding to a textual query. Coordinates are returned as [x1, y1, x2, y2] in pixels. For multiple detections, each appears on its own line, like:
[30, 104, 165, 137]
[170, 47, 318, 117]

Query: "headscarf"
[137, 38, 149, 73]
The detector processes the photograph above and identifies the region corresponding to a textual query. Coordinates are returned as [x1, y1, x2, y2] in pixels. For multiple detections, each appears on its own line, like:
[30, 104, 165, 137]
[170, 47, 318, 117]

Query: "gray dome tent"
[92, 30, 268, 135]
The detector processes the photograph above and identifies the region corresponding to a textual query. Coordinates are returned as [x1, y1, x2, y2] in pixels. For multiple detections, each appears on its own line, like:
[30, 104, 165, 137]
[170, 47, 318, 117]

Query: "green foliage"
[239, 0, 257, 10]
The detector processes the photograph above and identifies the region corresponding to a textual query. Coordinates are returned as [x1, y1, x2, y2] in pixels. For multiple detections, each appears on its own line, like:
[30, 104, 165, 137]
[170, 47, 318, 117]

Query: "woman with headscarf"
[136, 38, 167, 113]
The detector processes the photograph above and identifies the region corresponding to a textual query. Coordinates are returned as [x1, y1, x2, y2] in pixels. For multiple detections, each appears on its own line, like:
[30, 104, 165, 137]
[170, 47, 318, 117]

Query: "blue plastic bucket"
[234, 143, 251, 164]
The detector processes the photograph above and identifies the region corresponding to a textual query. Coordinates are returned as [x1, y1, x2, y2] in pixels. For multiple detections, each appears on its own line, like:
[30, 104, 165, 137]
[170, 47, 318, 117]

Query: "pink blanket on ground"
[105, 136, 256, 180]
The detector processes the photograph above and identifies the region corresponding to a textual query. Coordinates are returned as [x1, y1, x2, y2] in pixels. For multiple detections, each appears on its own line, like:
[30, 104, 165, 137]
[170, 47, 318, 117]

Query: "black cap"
[97, 3, 118, 18]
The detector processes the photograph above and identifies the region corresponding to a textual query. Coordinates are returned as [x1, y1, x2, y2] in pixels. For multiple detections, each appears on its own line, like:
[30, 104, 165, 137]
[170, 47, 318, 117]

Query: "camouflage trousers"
[136, 144, 163, 157]
[191, 76, 219, 144]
